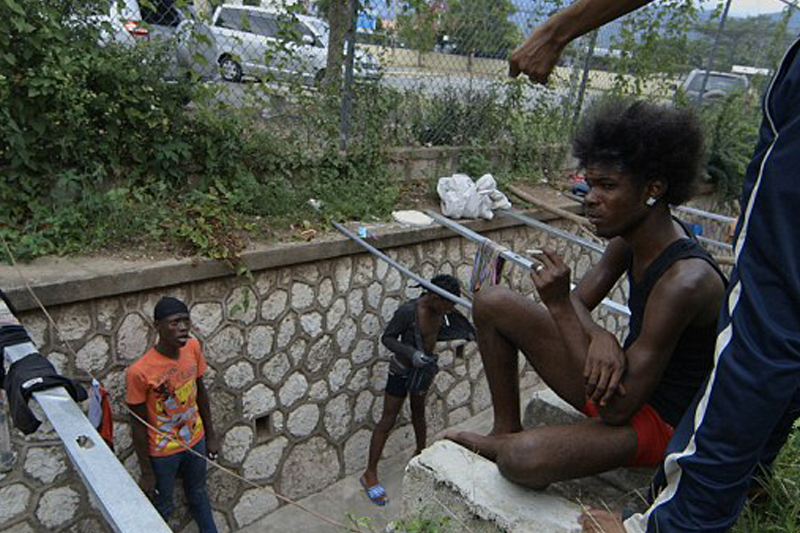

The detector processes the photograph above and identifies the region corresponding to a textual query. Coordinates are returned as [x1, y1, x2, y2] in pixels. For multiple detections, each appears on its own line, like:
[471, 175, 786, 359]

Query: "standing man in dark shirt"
[360, 274, 475, 505]
[445, 99, 726, 491]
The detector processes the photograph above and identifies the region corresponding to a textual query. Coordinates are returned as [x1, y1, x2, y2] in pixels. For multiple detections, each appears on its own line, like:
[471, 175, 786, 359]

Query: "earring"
[646, 197, 657, 207]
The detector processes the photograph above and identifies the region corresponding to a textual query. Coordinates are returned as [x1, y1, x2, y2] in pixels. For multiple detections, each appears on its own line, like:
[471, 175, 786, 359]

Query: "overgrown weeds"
[0, 0, 572, 266]
[733, 427, 800, 533]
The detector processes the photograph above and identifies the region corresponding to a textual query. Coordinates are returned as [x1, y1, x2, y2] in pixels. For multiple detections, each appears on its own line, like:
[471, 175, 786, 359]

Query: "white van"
[211, 5, 379, 84]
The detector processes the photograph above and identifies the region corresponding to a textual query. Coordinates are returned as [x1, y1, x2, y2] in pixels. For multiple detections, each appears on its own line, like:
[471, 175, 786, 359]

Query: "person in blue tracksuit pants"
[508, 1, 800, 531]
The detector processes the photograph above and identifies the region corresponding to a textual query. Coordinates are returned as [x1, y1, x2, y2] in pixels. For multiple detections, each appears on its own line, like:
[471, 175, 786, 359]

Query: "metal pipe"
[563, 191, 737, 225]
[425, 211, 630, 317]
[672, 204, 737, 224]
[507, 208, 733, 253]
[328, 221, 473, 310]
[696, 235, 733, 251]
[0, 299, 171, 533]
[502, 210, 605, 254]
[561, 192, 736, 249]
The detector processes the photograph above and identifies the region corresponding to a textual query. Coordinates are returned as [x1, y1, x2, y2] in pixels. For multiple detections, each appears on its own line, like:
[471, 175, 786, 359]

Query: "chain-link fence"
[97, 0, 794, 149]
[2, 0, 796, 261]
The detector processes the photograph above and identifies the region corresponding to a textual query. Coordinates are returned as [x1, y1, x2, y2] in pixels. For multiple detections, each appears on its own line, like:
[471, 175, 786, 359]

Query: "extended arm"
[509, 0, 656, 83]
[195, 376, 218, 456]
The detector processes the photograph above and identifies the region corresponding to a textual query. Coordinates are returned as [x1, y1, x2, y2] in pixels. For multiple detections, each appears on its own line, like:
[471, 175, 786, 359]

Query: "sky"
[728, 0, 789, 17]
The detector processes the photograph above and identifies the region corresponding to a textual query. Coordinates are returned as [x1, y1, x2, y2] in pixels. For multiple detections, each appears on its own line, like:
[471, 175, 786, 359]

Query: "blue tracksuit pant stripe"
[625, 36, 800, 533]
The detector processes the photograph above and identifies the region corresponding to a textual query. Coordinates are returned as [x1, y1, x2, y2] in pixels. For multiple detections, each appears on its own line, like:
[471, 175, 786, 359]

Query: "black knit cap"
[154, 297, 189, 321]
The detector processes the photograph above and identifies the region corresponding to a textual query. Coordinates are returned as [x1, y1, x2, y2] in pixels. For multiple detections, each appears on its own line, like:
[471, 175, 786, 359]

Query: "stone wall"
[0, 217, 627, 533]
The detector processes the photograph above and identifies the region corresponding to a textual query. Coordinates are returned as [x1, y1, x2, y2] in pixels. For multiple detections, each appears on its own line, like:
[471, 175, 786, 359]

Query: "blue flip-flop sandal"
[360, 476, 388, 506]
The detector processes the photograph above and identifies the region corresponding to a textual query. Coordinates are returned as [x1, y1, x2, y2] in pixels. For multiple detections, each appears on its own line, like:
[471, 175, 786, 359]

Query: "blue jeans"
[150, 438, 217, 533]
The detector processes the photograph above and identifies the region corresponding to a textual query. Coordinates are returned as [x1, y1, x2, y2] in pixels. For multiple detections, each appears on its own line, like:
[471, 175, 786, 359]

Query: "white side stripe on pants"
[622, 34, 799, 532]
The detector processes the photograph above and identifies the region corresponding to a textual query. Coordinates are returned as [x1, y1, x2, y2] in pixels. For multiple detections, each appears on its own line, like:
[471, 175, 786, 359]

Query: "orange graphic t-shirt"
[126, 338, 207, 457]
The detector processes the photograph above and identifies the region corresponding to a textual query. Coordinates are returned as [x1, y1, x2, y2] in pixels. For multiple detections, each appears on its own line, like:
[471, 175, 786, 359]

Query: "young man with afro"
[445, 99, 727, 492]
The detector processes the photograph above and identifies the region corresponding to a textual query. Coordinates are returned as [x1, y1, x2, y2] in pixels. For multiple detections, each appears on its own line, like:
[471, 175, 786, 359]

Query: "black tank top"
[622, 230, 727, 427]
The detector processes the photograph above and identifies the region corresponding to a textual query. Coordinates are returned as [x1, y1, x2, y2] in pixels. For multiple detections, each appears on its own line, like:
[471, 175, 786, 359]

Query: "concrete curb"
[1, 207, 576, 312]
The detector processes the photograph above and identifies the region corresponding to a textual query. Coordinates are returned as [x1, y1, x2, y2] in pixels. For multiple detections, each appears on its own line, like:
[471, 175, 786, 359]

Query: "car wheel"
[219, 56, 243, 83]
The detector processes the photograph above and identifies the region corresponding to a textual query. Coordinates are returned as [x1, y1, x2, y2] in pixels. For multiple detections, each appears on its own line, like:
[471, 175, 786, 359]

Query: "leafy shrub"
[697, 93, 761, 199]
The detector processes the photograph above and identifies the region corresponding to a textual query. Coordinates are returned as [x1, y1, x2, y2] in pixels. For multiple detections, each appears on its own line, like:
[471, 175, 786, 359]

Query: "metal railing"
[425, 210, 630, 316]
[0, 299, 171, 533]
[322, 215, 473, 310]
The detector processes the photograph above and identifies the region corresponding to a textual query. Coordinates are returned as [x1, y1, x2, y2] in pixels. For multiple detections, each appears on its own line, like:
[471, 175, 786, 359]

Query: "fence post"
[573, 29, 598, 128]
[697, 0, 733, 105]
[339, 0, 358, 151]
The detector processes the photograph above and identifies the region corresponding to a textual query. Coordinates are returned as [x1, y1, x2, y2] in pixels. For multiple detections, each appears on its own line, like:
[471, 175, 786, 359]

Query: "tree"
[397, 5, 438, 54]
[314, 0, 357, 90]
[440, 0, 520, 59]
[692, 11, 795, 72]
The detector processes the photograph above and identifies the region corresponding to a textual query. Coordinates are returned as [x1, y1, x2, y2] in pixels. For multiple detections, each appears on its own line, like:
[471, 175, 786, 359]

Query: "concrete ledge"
[401, 440, 583, 533]
[0, 207, 580, 312]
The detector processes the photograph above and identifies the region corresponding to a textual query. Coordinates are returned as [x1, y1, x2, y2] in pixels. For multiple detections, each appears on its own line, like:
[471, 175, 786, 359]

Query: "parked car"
[85, 0, 219, 82]
[677, 69, 750, 103]
[211, 4, 380, 84]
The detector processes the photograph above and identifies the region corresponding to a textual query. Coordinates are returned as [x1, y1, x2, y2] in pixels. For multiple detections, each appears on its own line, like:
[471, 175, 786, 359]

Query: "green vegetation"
[0, 0, 568, 266]
[0, 0, 767, 268]
[732, 425, 800, 533]
[697, 92, 762, 200]
[441, 0, 520, 59]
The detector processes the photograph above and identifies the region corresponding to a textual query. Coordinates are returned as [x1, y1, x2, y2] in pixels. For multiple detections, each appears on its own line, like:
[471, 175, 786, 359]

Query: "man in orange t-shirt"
[126, 297, 219, 532]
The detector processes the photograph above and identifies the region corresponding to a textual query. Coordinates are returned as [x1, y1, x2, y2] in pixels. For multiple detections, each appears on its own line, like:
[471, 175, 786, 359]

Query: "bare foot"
[442, 430, 505, 461]
[579, 509, 626, 533]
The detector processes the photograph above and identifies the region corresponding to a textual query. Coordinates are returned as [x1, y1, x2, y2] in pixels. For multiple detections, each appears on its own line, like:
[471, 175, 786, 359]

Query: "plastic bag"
[438, 173, 509, 220]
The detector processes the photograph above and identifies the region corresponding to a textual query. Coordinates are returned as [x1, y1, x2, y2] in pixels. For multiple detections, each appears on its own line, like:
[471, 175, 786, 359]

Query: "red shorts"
[583, 401, 674, 467]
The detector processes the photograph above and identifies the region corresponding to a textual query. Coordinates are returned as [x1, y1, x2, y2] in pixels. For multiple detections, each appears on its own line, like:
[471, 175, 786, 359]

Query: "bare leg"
[451, 418, 637, 489]
[580, 509, 626, 533]
[472, 286, 587, 435]
[409, 393, 427, 455]
[362, 393, 405, 490]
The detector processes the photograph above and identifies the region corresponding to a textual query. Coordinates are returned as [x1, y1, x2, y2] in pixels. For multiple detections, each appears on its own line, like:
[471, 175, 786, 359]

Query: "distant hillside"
[765, 9, 800, 31]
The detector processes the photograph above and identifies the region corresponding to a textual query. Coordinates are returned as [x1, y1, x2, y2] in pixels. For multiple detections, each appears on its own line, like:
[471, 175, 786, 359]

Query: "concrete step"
[401, 440, 583, 533]
[397, 389, 655, 533]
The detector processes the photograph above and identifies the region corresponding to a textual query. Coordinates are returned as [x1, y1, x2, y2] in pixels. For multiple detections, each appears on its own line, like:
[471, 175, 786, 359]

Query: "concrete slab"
[402, 440, 583, 533]
[238, 387, 541, 533]
[238, 449, 411, 533]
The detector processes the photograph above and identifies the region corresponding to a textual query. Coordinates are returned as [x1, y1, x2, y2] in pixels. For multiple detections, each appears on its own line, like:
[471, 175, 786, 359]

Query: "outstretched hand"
[509, 23, 566, 84]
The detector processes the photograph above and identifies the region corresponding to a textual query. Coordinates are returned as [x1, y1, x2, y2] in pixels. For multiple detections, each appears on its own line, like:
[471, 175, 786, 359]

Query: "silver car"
[679, 69, 750, 103]
[88, 0, 219, 82]
[211, 5, 379, 84]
